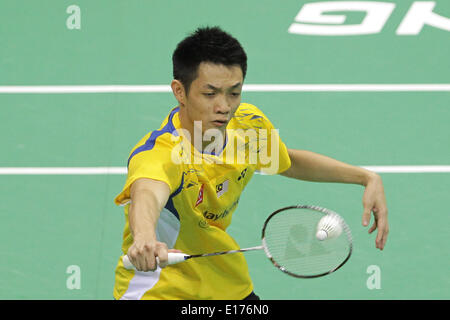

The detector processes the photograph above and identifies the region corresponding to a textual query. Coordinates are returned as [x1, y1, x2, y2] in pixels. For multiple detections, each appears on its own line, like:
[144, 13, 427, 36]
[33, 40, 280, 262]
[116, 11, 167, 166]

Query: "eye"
[230, 92, 241, 97]
[203, 92, 215, 97]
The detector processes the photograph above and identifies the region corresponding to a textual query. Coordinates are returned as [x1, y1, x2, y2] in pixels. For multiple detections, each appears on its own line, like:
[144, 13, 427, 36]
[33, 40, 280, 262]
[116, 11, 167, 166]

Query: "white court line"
[0, 167, 127, 175]
[243, 84, 450, 92]
[0, 84, 450, 93]
[0, 85, 172, 94]
[0, 166, 449, 175]
[362, 166, 450, 173]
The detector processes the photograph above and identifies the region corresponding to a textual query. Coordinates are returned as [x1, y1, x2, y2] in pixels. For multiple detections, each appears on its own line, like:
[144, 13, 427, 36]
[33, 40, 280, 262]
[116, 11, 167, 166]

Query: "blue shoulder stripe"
[127, 107, 180, 167]
[163, 172, 185, 221]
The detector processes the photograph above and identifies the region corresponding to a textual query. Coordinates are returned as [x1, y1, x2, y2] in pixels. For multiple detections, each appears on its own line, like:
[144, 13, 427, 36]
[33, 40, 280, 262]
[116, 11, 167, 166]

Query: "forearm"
[126, 178, 171, 271]
[128, 178, 170, 239]
[129, 189, 161, 239]
[281, 149, 377, 186]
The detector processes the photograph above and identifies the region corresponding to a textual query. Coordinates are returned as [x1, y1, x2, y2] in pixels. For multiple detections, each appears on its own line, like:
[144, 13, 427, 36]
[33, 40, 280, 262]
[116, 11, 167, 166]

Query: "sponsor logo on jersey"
[216, 180, 229, 198]
[195, 184, 204, 207]
[238, 167, 248, 181]
[202, 199, 239, 222]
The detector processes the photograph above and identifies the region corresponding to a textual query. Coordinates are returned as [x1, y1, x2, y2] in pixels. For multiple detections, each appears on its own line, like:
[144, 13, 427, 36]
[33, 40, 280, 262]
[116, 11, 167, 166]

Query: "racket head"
[261, 205, 353, 278]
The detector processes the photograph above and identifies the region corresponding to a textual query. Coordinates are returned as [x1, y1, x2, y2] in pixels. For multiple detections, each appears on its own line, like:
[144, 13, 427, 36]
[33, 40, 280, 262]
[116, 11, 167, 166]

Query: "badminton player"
[113, 26, 389, 300]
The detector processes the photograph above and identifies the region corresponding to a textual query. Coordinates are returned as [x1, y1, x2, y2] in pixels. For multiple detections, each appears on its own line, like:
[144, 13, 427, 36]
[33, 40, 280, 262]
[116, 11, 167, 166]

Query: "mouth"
[212, 119, 228, 127]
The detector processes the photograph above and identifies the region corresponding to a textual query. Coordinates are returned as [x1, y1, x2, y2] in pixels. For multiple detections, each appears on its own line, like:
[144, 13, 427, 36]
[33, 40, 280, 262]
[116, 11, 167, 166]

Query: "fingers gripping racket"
[123, 205, 353, 278]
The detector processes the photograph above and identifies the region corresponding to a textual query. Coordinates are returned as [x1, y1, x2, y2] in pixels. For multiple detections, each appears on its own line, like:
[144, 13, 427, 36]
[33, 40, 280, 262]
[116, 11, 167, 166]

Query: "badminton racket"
[123, 205, 353, 278]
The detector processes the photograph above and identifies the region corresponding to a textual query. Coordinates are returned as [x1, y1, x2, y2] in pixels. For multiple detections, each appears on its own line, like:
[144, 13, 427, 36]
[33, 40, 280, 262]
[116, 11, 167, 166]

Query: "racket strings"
[263, 208, 351, 277]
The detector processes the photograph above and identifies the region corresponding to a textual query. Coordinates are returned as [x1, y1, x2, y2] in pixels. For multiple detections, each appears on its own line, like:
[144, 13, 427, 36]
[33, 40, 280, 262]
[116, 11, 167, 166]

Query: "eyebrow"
[205, 82, 242, 90]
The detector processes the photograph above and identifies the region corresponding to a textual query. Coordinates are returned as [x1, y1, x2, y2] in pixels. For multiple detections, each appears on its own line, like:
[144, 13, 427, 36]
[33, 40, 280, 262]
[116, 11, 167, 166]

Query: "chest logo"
[216, 180, 229, 198]
[238, 167, 248, 181]
[195, 184, 204, 207]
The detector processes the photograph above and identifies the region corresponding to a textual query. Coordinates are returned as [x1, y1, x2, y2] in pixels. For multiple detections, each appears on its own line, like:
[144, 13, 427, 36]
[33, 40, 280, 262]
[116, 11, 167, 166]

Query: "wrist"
[362, 170, 380, 187]
[131, 229, 156, 242]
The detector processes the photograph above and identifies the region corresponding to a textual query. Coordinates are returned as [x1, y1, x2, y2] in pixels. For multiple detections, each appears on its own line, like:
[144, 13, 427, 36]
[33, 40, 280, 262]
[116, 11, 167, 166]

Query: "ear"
[171, 80, 187, 106]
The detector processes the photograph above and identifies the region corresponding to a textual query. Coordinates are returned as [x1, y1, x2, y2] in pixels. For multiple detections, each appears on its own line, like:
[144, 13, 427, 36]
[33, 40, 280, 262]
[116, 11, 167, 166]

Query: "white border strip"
[0, 84, 450, 93]
[0, 166, 449, 175]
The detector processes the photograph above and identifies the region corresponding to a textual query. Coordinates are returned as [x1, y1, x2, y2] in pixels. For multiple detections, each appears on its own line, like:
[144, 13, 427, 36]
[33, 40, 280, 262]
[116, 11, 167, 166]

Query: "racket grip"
[122, 252, 189, 270]
[122, 255, 134, 270]
[166, 252, 190, 265]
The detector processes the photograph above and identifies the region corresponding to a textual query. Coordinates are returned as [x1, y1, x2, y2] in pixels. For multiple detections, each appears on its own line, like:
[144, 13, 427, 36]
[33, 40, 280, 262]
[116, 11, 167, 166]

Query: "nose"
[214, 95, 231, 114]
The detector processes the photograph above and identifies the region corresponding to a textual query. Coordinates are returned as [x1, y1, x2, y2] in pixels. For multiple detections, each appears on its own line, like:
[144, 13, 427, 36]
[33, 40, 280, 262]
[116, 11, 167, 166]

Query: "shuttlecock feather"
[316, 214, 343, 241]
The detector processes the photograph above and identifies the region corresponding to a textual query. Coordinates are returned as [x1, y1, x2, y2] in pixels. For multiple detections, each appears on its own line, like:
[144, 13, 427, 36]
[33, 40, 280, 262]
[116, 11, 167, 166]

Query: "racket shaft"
[122, 246, 263, 270]
[190, 245, 264, 258]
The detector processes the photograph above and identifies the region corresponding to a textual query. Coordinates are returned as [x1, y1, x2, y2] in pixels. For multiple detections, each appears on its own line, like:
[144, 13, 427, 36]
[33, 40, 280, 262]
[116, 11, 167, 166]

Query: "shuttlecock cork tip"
[316, 230, 328, 241]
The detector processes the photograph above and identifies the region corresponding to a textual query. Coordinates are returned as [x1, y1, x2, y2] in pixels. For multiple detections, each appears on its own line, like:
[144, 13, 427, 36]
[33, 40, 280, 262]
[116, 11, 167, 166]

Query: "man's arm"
[280, 149, 389, 250]
[126, 178, 171, 271]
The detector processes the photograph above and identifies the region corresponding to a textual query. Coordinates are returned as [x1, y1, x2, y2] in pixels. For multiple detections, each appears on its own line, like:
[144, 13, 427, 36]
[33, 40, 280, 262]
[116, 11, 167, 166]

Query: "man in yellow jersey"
[113, 27, 389, 300]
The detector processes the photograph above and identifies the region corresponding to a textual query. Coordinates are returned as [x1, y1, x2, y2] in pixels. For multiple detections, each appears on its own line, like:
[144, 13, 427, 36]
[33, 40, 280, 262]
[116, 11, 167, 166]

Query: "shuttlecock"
[316, 214, 343, 241]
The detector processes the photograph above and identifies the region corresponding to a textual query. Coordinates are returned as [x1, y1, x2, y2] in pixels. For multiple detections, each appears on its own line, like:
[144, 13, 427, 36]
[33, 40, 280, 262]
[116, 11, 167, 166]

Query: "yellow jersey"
[113, 103, 291, 300]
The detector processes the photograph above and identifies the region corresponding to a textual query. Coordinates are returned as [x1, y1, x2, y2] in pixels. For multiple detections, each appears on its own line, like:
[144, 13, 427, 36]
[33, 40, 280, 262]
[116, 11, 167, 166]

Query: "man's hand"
[127, 234, 170, 271]
[362, 173, 389, 250]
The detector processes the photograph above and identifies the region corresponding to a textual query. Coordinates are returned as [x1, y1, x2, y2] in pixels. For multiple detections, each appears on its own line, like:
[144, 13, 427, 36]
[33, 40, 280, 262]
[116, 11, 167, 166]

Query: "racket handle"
[122, 252, 189, 270]
[165, 252, 190, 265]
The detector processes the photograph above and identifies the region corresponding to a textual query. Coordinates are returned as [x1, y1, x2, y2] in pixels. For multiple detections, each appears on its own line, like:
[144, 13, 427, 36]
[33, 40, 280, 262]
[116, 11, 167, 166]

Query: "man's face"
[179, 62, 243, 134]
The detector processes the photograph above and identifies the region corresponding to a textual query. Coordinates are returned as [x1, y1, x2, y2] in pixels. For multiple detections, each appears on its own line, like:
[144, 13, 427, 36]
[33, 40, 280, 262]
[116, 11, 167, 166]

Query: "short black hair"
[172, 26, 247, 95]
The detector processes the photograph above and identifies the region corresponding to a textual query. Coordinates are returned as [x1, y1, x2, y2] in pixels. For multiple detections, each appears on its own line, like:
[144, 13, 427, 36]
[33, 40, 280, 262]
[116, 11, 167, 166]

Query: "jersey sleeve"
[114, 133, 182, 206]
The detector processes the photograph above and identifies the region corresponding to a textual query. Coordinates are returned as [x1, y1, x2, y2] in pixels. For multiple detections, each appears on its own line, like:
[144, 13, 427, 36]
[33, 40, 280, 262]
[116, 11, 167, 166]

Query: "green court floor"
[1, 0, 449, 299]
